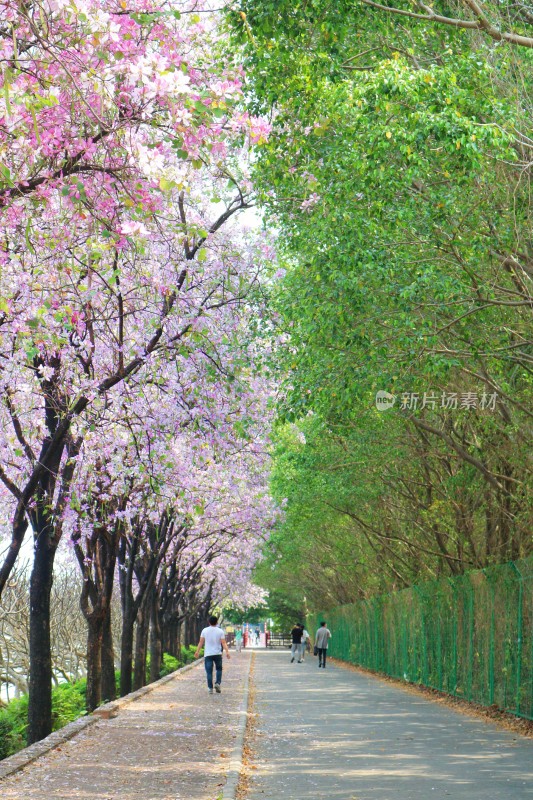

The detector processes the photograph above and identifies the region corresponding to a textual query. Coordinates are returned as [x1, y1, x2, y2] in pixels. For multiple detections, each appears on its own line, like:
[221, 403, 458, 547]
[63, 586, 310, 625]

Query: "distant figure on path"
[290, 622, 304, 663]
[235, 628, 243, 653]
[300, 624, 310, 661]
[315, 621, 331, 668]
[194, 615, 231, 694]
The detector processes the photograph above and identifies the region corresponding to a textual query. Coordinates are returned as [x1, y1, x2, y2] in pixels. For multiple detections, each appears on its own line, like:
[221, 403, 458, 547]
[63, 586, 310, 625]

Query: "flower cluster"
[0, 1, 277, 615]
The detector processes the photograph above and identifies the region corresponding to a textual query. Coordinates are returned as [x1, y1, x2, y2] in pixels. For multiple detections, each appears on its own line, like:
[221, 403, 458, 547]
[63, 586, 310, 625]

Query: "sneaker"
[291, 657, 295, 663]
[209, 688, 214, 694]
[297, 660, 302, 663]
[215, 683, 221, 693]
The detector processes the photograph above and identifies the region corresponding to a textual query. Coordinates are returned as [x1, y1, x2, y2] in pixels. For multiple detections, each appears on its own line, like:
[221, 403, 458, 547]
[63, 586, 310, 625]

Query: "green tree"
[230, 0, 533, 606]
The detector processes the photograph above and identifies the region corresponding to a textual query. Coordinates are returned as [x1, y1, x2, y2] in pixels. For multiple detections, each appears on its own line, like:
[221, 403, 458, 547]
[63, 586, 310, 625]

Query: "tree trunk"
[27, 534, 56, 744]
[120, 613, 135, 697]
[133, 606, 149, 691]
[149, 596, 162, 683]
[183, 618, 191, 648]
[173, 620, 181, 658]
[101, 607, 116, 702]
[163, 617, 179, 657]
[86, 616, 104, 712]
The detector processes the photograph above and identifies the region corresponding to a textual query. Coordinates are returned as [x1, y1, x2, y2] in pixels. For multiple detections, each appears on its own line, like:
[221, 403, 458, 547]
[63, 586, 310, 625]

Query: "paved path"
[0, 652, 250, 800]
[246, 651, 533, 800]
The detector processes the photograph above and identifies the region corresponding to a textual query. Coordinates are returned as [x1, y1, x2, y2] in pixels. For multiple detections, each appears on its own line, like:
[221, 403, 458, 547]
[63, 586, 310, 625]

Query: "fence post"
[483, 569, 496, 706]
[402, 609, 409, 681]
[467, 582, 475, 702]
[373, 598, 381, 672]
[436, 591, 442, 691]
[510, 562, 524, 715]
[448, 578, 458, 696]
[414, 587, 427, 685]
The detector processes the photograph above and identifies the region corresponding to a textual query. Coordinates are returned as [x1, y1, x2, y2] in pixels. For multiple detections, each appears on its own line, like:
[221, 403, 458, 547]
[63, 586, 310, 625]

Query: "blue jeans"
[204, 655, 223, 689]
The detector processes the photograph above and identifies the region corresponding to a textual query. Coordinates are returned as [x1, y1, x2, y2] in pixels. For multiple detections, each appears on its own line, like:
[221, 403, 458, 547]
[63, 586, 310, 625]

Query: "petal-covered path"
[245, 651, 533, 800]
[0, 652, 250, 800]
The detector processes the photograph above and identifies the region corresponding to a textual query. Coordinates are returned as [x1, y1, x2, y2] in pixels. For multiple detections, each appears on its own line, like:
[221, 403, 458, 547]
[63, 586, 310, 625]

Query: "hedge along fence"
[310, 557, 533, 720]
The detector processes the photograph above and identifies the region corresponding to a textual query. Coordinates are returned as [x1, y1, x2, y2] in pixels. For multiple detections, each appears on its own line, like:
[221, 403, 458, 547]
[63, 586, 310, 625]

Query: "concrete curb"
[0, 659, 203, 781]
[221, 652, 252, 800]
[0, 714, 99, 781]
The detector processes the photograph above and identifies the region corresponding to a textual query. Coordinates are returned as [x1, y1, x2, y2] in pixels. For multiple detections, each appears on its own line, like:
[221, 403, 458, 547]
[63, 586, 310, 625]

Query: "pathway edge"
[0, 658, 203, 781]
[0, 715, 99, 781]
[221, 651, 252, 800]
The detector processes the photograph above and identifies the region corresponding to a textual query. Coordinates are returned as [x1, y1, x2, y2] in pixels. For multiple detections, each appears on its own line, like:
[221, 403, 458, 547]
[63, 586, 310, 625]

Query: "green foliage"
[258, 51, 524, 421]
[261, 591, 305, 633]
[0, 693, 29, 759]
[231, 0, 533, 611]
[223, 605, 268, 625]
[0, 716, 13, 760]
[156, 648, 196, 676]
[178, 646, 189, 663]
[180, 645, 198, 665]
[159, 653, 181, 676]
[145, 647, 197, 682]
[50, 682, 87, 730]
[0, 678, 89, 760]
[259, 415, 411, 610]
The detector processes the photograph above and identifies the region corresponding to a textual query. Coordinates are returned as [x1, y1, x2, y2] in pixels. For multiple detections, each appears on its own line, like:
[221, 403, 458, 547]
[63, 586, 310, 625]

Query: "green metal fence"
[310, 557, 533, 719]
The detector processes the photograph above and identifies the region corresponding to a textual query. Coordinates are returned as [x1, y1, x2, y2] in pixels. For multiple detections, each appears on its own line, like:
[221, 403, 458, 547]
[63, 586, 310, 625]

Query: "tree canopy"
[228, 0, 533, 613]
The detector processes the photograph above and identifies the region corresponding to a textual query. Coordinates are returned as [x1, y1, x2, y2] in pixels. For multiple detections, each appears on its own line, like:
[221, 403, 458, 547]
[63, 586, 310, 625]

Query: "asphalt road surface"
[245, 650, 532, 800]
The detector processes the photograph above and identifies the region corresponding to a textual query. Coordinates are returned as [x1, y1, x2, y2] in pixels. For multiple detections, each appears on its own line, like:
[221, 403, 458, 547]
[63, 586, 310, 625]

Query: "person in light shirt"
[194, 615, 231, 694]
[299, 624, 310, 661]
[314, 621, 332, 669]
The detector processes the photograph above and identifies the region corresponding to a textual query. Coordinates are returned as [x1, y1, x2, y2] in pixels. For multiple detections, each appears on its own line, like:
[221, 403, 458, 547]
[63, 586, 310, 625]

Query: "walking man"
[315, 621, 331, 668]
[195, 615, 231, 694]
[290, 622, 304, 663]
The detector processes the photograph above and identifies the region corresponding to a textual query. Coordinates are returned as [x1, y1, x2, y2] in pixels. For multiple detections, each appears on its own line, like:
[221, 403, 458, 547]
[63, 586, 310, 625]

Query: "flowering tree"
[0, 0, 274, 742]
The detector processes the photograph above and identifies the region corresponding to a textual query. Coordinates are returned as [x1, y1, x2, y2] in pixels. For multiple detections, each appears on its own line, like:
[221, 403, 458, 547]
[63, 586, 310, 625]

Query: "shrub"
[0, 693, 29, 759]
[0, 677, 89, 762]
[180, 645, 198, 665]
[0, 716, 12, 760]
[159, 653, 182, 676]
[51, 682, 86, 729]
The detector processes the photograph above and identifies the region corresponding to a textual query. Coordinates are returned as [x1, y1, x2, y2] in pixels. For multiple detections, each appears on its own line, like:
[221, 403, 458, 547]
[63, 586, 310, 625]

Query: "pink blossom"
[119, 221, 150, 236]
[300, 192, 321, 211]
[249, 117, 272, 145]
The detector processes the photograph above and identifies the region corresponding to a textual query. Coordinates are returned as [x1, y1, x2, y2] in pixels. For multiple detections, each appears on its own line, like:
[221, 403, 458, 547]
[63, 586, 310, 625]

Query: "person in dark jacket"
[290, 623, 303, 663]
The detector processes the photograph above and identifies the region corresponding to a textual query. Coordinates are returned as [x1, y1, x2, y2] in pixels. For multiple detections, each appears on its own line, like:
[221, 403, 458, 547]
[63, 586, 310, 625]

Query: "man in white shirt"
[194, 615, 231, 694]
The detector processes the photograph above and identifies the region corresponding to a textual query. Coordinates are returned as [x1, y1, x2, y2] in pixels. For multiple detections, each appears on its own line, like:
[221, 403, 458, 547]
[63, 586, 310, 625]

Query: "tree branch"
[359, 0, 533, 47]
